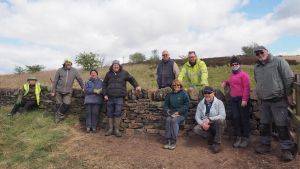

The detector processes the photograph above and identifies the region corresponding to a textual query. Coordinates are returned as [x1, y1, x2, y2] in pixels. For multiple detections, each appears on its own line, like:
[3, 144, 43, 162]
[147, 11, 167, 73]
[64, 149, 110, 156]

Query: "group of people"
[8, 46, 297, 161]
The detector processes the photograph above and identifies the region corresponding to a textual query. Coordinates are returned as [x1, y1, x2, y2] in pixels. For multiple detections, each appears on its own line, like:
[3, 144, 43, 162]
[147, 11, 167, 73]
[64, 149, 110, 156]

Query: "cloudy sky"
[0, 0, 300, 74]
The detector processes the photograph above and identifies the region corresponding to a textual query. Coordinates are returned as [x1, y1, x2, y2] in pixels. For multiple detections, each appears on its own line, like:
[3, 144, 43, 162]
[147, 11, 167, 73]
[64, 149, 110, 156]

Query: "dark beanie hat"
[230, 56, 241, 65]
[202, 86, 214, 94]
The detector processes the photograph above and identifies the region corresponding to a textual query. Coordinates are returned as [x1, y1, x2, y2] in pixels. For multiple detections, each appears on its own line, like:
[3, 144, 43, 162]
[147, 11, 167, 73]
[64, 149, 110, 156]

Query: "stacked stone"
[0, 88, 18, 106]
[0, 88, 260, 136]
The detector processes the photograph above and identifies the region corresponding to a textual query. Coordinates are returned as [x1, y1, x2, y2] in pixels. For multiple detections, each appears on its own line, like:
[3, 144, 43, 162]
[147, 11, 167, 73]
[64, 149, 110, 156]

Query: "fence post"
[294, 74, 300, 153]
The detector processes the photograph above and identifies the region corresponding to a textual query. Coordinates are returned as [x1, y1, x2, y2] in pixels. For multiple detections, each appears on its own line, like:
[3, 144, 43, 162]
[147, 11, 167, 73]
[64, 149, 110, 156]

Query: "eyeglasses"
[255, 51, 264, 56]
[172, 84, 180, 87]
[162, 54, 168, 57]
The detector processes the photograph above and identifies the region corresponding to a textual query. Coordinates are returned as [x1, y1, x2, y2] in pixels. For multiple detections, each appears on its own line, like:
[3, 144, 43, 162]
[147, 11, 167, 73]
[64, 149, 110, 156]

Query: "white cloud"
[0, 0, 299, 74]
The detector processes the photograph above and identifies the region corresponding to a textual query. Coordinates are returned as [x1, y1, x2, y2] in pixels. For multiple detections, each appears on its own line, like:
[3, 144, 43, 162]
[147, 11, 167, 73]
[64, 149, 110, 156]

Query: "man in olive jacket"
[51, 59, 84, 123]
[102, 60, 141, 137]
[253, 46, 297, 162]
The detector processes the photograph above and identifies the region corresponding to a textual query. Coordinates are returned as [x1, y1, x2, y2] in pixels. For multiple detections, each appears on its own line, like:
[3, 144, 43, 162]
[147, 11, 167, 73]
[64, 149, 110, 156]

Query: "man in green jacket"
[253, 46, 297, 162]
[178, 51, 208, 100]
[51, 59, 84, 123]
[8, 77, 47, 116]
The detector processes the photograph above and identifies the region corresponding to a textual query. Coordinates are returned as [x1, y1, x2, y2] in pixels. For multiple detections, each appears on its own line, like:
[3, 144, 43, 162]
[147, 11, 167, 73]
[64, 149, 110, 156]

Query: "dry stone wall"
[0, 88, 259, 135]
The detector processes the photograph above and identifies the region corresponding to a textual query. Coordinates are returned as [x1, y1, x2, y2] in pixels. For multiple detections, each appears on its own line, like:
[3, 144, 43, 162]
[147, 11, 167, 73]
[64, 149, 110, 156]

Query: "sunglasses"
[231, 63, 239, 66]
[255, 51, 264, 56]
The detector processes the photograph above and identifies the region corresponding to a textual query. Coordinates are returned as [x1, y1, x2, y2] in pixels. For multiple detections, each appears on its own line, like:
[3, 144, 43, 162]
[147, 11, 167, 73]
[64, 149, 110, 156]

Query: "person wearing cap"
[178, 51, 208, 100]
[102, 60, 141, 137]
[51, 59, 84, 123]
[193, 86, 226, 154]
[253, 46, 297, 161]
[8, 77, 48, 116]
[222, 56, 251, 148]
[156, 50, 180, 89]
[84, 69, 103, 133]
[163, 79, 189, 150]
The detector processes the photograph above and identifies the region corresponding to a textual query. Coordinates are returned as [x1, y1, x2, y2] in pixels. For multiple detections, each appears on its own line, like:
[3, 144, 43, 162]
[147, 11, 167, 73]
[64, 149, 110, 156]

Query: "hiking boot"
[169, 140, 177, 150]
[86, 127, 91, 133]
[281, 149, 295, 162]
[114, 117, 122, 137]
[105, 118, 113, 136]
[207, 133, 214, 145]
[163, 140, 171, 149]
[233, 137, 242, 148]
[91, 128, 97, 133]
[239, 137, 250, 148]
[55, 112, 64, 123]
[255, 144, 271, 154]
[210, 143, 221, 154]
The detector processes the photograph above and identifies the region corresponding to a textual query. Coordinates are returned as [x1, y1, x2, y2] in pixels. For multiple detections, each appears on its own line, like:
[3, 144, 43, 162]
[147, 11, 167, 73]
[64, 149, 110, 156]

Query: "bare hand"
[104, 95, 109, 101]
[287, 95, 294, 106]
[50, 92, 55, 97]
[221, 81, 226, 88]
[136, 86, 141, 91]
[202, 123, 210, 131]
[241, 101, 247, 107]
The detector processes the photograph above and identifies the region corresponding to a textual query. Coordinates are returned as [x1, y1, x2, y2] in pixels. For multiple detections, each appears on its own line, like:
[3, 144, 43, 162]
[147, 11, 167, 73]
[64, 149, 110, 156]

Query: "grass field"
[0, 63, 300, 90]
[1, 63, 300, 168]
[0, 107, 85, 169]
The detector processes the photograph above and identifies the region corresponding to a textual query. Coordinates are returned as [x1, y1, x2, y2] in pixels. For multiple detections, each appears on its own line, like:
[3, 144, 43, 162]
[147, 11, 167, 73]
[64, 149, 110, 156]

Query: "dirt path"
[59, 127, 300, 169]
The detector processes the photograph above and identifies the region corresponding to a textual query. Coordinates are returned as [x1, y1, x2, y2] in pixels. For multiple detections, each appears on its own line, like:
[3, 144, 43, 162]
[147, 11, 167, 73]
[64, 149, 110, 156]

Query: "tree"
[148, 49, 160, 62]
[26, 65, 45, 73]
[242, 43, 259, 56]
[129, 52, 146, 63]
[14, 66, 26, 74]
[75, 52, 105, 71]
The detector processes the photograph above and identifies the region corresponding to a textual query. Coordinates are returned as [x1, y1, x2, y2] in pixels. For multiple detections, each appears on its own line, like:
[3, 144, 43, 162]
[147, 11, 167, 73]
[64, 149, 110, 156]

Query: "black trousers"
[10, 100, 38, 115]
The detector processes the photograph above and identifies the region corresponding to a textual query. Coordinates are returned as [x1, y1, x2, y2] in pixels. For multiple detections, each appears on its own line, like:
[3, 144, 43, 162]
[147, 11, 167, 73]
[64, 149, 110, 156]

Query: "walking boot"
[255, 144, 271, 154]
[239, 137, 250, 148]
[105, 118, 114, 136]
[114, 117, 122, 137]
[233, 136, 242, 148]
[163, 139, 171, 149]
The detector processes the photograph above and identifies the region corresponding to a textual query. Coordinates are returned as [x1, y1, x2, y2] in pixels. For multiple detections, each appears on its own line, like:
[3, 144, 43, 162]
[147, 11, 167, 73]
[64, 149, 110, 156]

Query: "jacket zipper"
[65, 70, 69, 91]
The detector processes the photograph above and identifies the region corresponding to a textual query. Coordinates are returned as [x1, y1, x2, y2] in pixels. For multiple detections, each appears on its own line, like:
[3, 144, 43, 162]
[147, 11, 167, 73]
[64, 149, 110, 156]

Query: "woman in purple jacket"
[222, 56, 251, 148]
[84, 70, 103, 133]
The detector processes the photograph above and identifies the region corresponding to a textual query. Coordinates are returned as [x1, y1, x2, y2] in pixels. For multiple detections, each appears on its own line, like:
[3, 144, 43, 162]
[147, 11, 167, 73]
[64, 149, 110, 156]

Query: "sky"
[0, 0, 300, 74]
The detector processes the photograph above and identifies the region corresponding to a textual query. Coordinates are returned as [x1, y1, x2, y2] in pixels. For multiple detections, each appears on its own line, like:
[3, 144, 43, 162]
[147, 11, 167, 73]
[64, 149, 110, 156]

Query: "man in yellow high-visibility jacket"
[178, 51, 208, 100]
[8, 77, 47, 116]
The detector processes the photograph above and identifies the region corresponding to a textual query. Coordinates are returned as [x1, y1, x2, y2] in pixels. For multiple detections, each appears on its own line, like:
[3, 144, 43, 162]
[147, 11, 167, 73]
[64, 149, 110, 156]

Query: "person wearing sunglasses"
[221, 56, 251, 148]
[156, 50, 180, 89]
[193, 86, 226, 154]
[253, 46, 297, 161]
[163, 80, 189, 150]
[178, 51, 208, 100]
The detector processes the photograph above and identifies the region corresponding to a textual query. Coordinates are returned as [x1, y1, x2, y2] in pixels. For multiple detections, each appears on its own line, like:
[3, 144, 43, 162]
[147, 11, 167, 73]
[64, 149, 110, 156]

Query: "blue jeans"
[86, 104, 100, 129]
[107, 97, 123, 118]
[230, 97, 251, 138]
[165, 116, 185, 140]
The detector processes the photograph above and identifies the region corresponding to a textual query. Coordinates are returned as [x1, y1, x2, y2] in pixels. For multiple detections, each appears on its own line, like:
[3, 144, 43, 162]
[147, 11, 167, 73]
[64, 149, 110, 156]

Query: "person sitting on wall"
[8, 76, 48, 116]
[84, 69, 103, 133]
[178, 51, 208, 100]
[193, 86, 226, 154]
[163, 79, 190, 150]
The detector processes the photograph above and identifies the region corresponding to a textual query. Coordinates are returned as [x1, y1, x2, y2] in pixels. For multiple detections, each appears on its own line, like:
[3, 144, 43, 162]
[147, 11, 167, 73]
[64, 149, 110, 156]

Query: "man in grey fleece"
[253, 46, 297, 161]
[51, 59, 84, 123]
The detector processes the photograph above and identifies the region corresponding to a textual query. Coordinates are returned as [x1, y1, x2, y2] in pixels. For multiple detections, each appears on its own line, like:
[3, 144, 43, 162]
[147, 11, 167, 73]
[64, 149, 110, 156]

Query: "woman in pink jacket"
[222, 56, 251, 148]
